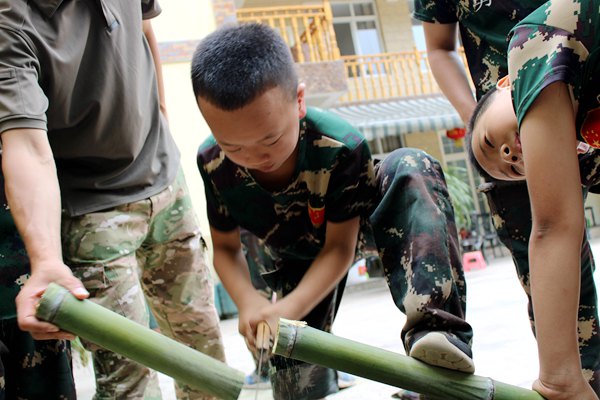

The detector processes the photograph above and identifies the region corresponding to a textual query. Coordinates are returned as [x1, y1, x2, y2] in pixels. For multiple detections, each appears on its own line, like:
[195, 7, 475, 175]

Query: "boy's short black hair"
[465, 87, 498, 180]
[191, 23, 298, 111]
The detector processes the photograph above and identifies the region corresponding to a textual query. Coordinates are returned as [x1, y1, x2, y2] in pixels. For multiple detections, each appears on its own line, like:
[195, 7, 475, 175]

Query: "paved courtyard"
[74, 238, 600, 399]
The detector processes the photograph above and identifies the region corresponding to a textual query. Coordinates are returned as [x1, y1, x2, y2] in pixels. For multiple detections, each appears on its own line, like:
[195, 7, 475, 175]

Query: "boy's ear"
[496, 75, 510, 91]
[297, 83, 307, 119]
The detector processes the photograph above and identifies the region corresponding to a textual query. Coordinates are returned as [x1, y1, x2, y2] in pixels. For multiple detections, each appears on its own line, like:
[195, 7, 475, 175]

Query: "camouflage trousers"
[61, 170, 225, 400]
[0, 318, 76, 399]
[261, 261, 346, 400]
[370, 148, 472, 349]
[259, 148, 472, 400]
[481, 150, 600, 393]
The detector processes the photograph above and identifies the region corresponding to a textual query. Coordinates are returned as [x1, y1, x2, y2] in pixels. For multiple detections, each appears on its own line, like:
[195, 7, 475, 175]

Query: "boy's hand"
[237, 292, 272, 350]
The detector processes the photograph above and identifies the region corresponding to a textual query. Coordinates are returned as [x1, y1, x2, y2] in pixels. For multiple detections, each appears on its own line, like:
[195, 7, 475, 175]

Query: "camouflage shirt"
[197, 107, 377, 268]
[0, 168, 30, 320]
[509, 0, 600, 147]
[413, 0, 546, 99]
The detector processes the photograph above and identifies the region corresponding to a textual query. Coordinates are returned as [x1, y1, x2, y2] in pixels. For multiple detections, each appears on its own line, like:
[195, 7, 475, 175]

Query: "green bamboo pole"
[273, 319, 544, 400]
[37, 283, 244, 400]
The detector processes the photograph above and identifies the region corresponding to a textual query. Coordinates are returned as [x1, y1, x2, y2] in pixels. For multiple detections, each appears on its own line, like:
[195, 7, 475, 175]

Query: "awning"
[327, 94, 463, 152]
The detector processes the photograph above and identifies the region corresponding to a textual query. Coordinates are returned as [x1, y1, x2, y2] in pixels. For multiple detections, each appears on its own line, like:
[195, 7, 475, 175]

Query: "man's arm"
[423, 22, 476, 124]
[1, 128, 88, 339]
[143, 19, 167, 119]
[520, 83, 597, 399]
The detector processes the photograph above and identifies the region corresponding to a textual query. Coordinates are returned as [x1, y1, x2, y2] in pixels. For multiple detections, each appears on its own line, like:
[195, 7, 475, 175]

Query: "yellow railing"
[339, 49, 471, 103]
[236, 0, 340, 63]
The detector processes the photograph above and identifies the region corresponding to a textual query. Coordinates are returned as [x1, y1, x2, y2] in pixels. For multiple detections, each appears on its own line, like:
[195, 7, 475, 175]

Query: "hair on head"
[191, 23, 298, 111]
[465, 87, 498, 179]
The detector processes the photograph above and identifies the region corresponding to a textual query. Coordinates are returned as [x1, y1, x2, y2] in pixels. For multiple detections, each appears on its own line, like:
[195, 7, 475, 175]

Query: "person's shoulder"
[305, 107, 366, 151]
[197, 135, 221, 167]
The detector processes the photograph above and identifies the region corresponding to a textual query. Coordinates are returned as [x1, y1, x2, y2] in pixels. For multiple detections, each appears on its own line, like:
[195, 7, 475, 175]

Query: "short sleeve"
[141, 0, 162, 19]
[412, 0, 458, 24]
[197, 151, 238, 232]
[509, 24, 587, 128]
[0, 28, 48, 134]
[326, 140, 376, 223]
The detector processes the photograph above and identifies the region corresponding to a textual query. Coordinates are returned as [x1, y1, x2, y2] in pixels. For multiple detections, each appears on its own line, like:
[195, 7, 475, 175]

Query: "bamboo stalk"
[273, 319, 544, 400]
[37, 283, 244, 400]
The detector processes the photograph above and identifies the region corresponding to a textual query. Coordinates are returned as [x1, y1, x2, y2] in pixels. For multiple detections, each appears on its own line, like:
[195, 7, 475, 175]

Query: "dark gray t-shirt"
[0, 0, 179, 216]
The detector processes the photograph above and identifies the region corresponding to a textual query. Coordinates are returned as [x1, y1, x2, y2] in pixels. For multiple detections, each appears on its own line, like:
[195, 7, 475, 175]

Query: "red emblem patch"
[308, 205, 325, 228]
[581, 107, 600, 148]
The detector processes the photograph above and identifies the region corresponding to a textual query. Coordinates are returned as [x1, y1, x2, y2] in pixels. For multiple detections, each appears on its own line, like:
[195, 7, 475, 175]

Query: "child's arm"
[520, 82, 597, 399]
[142, 19, 168, 119]
[254, 216, 361, 332]
[210, 226, 271, 348]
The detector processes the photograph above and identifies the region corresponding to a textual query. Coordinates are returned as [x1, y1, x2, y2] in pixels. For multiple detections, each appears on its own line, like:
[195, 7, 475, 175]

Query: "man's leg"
[62, 206, 162, 400]
[369, 148, 474, 372]
[139, 171, 226, 400]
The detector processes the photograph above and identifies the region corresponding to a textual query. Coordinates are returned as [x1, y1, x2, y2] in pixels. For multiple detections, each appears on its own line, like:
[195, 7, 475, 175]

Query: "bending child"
[467, 1, 600, 398]
[193, 23, 474, 399]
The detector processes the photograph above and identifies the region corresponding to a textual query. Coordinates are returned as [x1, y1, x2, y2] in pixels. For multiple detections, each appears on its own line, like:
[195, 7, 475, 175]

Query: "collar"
[30, 0, 64, 18]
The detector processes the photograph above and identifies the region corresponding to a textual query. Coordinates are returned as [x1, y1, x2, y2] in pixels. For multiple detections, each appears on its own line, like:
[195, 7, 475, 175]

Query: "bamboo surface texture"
[37, 283, 244, 400]
[273, 319, 544, 400]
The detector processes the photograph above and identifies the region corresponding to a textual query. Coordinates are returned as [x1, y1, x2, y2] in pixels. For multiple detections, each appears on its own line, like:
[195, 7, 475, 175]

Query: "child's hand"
[237, 293, 271, 350]
[246, 300, 300, 350]
[533, 376, 598, 400]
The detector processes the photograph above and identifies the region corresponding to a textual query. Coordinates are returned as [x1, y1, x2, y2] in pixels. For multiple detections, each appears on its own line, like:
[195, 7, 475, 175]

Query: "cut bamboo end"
[274, 319, 544, 400]
[37, 283, 244, 400]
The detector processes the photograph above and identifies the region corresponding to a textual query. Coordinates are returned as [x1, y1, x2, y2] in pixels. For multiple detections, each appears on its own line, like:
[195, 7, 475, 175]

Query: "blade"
[254, 321, 270, 400]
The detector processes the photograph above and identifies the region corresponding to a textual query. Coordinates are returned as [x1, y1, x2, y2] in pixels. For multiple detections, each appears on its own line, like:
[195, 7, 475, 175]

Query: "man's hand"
[16, 261, 88, 340]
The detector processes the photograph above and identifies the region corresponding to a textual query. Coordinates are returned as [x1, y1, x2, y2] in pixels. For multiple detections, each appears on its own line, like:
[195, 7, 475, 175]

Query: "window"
[331, 0, 382, 56]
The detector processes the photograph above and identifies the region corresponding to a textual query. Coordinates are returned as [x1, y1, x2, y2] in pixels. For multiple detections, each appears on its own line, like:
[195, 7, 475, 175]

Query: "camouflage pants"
[0, 318, 76, 400]
[482, 150, 600, 393]
[261, 261, 345, 400]
[370, 148, 473, 349]
[62, 170, 225, 400]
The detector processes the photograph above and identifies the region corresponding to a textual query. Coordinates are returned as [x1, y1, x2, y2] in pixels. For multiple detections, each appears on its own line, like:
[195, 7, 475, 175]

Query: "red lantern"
[446, 127, 466, 147]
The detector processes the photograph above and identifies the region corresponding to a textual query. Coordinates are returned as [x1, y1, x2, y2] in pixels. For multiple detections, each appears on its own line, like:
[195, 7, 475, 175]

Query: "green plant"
[443, 165, 474, 230]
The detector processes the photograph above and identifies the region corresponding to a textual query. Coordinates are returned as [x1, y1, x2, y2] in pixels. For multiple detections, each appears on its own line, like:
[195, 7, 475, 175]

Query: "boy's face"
[198, 84, 307, 175]
[471, 89, 525, 181]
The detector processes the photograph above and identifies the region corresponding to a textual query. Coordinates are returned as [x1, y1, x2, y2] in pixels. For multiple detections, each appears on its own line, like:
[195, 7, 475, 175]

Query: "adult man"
[0, 1, 225, 398]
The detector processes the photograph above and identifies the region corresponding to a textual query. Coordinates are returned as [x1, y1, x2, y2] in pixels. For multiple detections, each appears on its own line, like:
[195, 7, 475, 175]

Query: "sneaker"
[407, 331, 475, 373]
[243, 371, 271, 390]
[391, 389, 425, 399]
[337, 371, 356, 389]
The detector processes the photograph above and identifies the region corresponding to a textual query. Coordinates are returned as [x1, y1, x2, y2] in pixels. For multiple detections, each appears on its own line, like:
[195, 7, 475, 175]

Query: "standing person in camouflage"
[0, 155, 77, 400]
[0, 1, 225, 399]
[466, 2, 600, 398]
[414, 0, 600, 395]
[192, 23, 474, 400]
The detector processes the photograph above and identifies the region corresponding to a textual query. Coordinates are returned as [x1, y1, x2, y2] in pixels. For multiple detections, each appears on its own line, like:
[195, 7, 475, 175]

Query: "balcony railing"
[339, 50, 471, 103]
[236, 1, 340, 63]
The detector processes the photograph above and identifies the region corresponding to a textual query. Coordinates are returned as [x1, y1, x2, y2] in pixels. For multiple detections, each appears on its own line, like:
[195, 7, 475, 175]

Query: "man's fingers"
[59, 277, 89, 299]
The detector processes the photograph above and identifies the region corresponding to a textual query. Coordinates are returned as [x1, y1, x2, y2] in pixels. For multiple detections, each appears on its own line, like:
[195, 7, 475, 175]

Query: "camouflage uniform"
[197, 107, 472, 400]
[0, 162, 76, 400]
[414, 0, 600, 392]
[508, 1, 600, 389]
[62, 170, 226, 400]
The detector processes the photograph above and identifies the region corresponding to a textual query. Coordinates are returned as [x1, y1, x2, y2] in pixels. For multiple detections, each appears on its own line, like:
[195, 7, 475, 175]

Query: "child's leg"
[369, 148, 474, 371]
[262, 262, 346, 400]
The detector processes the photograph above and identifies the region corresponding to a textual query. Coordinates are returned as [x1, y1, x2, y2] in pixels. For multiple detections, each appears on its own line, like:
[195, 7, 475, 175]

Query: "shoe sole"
[408, 332, 475, 373]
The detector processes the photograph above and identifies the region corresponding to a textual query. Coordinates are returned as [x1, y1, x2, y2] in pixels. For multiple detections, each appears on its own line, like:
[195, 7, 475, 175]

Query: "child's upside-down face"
[198, 84, 306, 175]
[471, 89, 525, 181]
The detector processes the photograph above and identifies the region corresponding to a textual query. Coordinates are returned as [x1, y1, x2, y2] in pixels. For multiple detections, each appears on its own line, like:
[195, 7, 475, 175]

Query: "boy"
[193, 23, 473, 399]
[467, 1, 600, 398]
